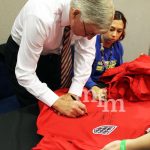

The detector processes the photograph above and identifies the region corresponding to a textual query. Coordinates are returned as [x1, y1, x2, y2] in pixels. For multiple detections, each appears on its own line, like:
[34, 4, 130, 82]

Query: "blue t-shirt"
[85, 35, 124, 89]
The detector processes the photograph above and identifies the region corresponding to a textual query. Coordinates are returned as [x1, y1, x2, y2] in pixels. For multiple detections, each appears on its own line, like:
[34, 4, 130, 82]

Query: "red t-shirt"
[33, 88, 150, 150]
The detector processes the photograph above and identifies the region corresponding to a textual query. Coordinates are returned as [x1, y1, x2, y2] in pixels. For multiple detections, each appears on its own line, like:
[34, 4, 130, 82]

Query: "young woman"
[85, 10, 127, 101]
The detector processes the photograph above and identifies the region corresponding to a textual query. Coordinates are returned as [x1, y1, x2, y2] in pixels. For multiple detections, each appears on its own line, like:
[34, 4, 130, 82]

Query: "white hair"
[70, 0, 115, 30]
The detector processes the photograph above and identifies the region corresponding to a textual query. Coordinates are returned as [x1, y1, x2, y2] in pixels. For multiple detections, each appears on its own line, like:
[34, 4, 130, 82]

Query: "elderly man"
[4, 0, 114, 117]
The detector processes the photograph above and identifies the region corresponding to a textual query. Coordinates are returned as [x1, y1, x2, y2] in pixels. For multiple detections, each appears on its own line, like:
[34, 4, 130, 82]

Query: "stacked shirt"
[100, 54, 150, 101]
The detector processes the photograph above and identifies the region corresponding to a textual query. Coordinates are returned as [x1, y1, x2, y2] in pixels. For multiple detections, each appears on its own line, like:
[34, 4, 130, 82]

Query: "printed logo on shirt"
[96, 60, 117, 71]
[92, 125, 117, 135]
[108, 60, 117, 69]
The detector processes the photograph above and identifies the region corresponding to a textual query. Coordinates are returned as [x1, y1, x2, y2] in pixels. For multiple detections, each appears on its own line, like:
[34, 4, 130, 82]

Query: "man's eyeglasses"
[83, 21, 96, 38]
[83, 20, 88, 37]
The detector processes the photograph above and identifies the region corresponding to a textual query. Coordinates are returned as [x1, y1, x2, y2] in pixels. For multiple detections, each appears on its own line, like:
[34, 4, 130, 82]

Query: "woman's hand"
[91, 86, 107, 101]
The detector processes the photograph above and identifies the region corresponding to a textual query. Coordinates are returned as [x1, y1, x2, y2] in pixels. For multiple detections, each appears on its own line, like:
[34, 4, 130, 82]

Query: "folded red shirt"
[100, 55, 150, 101]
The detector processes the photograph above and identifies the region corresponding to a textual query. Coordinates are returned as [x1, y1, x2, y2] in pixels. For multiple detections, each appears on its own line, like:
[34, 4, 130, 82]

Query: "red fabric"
[100, 55, 150, 101]
[33, 88, 150, 150]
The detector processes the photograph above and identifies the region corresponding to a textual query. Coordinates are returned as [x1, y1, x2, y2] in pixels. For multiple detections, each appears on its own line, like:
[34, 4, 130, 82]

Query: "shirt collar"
[60, 1, 70, 27]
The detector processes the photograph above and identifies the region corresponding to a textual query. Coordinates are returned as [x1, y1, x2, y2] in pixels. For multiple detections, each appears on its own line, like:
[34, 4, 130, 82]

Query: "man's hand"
[52, 93, 87, 118]
[91, 86, 107, 101]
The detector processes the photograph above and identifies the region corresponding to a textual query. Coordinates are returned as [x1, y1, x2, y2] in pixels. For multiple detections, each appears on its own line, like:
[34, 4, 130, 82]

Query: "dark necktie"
[60, 26, 72, 88]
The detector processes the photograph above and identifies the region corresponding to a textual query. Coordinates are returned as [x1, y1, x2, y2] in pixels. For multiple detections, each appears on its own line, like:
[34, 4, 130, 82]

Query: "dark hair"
[114, 10, 127, 40]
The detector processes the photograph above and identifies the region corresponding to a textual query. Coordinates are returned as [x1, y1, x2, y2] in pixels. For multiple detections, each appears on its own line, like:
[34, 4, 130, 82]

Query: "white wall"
[0, 0, 150, 61]
[0, 0, 26, 44]
[114, 0, 150, 61]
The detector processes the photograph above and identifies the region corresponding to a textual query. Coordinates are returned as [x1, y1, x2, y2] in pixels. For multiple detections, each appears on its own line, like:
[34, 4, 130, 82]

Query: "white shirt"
[11, 0, 96, 107]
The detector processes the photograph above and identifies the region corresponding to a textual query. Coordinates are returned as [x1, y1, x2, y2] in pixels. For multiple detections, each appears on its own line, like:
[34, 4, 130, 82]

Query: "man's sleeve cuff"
[68, 82, 84, 97]
[38, 89, 59, 107]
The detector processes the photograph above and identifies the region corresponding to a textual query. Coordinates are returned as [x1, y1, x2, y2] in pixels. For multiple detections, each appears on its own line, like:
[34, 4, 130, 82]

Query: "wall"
[0, 0, 150, 61]
[114, 0, 150, 61]
[0, 0, 26, 44]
